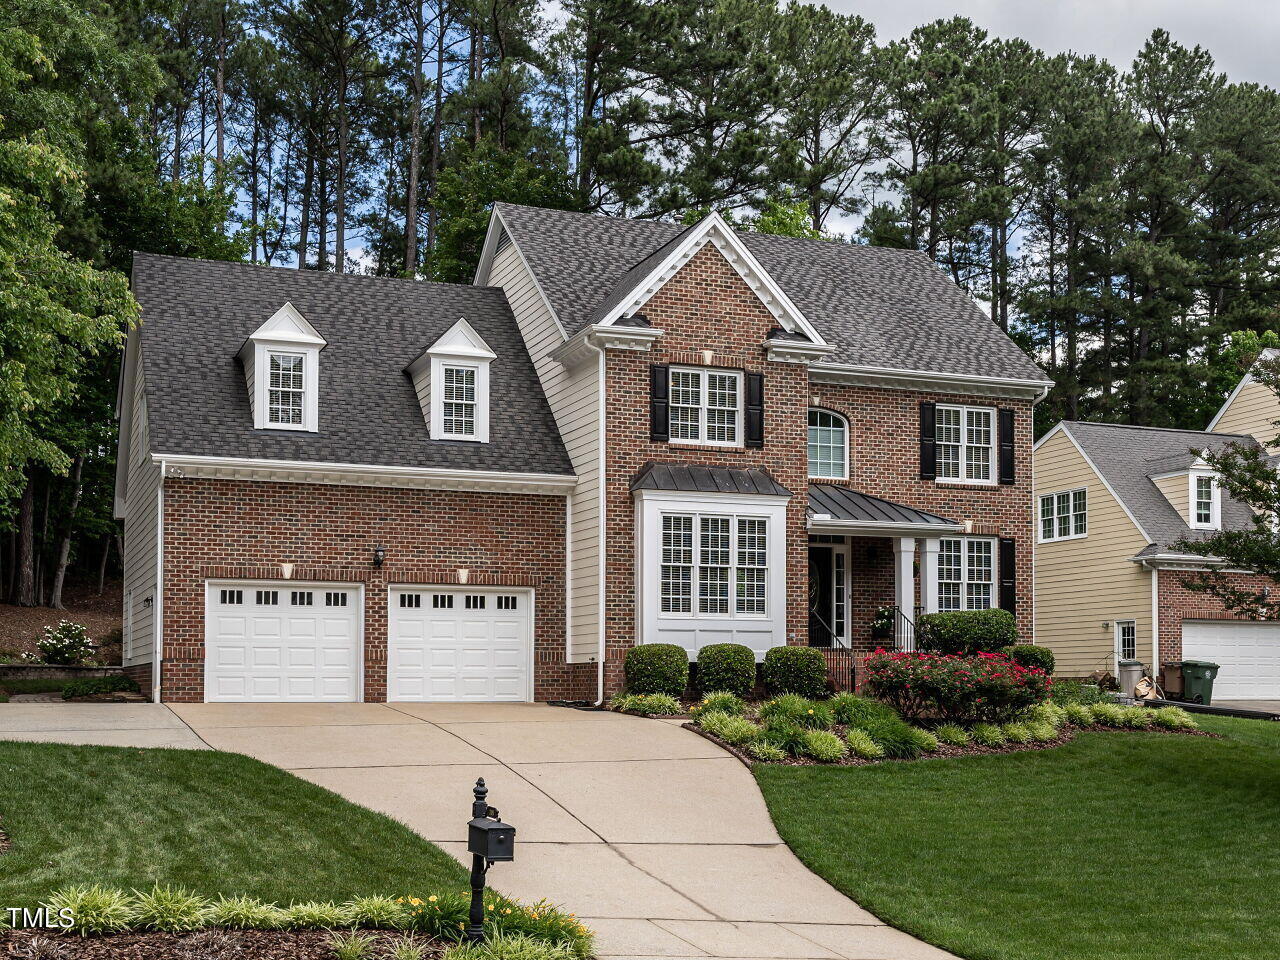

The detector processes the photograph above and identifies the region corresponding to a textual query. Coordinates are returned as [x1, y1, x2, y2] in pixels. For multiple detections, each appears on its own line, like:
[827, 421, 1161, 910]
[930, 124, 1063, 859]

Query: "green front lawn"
[756, 717, 1280, 960]
[0, 741, 467, 905]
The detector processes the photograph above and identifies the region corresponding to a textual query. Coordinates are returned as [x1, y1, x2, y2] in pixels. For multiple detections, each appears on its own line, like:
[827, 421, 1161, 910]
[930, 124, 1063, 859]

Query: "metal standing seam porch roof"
[808, 484, 961, 536]
[630, 461, 792, 497]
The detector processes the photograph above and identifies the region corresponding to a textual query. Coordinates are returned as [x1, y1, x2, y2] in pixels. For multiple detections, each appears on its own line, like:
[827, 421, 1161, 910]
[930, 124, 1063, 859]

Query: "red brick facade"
[1156, 568, 1279, 666]
[156, 478, 588, 702]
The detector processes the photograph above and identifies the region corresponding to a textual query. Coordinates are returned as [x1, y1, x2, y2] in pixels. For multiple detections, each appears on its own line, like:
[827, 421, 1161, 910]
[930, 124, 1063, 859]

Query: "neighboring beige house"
[1033, 352, 1280, 700]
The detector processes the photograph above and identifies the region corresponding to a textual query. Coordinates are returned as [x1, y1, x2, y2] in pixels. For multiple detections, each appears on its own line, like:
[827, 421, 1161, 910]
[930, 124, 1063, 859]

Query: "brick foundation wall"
[160, 478, 589, 702]
[1157, 568, 1280, 666]
[123, 663, 153, 700]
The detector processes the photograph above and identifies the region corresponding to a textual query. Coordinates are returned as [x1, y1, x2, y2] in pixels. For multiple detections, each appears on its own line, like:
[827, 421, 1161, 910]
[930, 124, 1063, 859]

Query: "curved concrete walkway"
[2, 702, 954, 960]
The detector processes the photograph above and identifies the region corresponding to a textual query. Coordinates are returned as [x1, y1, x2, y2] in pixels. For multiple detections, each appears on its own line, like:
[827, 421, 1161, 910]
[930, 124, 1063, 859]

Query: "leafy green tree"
[751, 197, 822, 238]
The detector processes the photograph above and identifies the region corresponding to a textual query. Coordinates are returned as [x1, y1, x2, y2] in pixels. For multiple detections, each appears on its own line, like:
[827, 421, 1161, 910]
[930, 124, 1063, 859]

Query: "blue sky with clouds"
[822, 0, 1273, 87]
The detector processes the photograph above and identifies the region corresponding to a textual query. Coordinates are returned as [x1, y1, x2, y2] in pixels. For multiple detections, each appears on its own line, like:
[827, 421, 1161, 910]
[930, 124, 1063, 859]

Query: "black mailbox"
[468, 815, 516, 862]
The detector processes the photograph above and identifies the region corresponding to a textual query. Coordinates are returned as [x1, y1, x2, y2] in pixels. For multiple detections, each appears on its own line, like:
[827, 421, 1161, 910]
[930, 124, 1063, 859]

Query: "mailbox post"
[463, 777, 516, 944]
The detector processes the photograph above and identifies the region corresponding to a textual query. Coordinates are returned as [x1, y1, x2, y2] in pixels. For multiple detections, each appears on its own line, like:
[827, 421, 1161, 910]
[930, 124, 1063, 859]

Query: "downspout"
[153, 461, 164, 703]
[1150, 566, 1160, 678]
[594, 343, 607, 706]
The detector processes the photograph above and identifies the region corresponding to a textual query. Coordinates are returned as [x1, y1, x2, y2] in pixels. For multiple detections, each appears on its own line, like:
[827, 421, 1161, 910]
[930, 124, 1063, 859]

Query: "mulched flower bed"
[0, 928, 446, 959]
[685, 720, 1216, 768]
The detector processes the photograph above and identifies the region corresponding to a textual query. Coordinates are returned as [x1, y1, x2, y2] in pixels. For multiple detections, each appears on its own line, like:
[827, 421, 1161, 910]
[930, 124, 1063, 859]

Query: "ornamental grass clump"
[934, 723, 969, 746]
[801, 729, 848, 761]
[388, 938, 429, 960]
[827, 692, 899, 727]
[204, 896, 288, 929]
[693, 691, 744, 716]
[970, 722, 1006, 747]
[403, 893, 591, 959]
[747, 740, 787, 762]
[862, 649, 1050, 724]
[1028, 700, 1067, 729]
[1119, 706, 1156, 729]
[1153, 706, 1199, 730]
[444, 932, 585, 960]
[610, 692, 682, 715]
[45, 885, 134, 936]
[1063, 702, 1095, 726]
[347, 895, 410, 929]
[845, 728, 885, 759]
[859, 716, 922, 759]
[1027, 720, 1057, 742]
[759, 694, 832, 729]
[907, 727, 939, 753]
[1090, 703, 1127, 727]
[130, 884, 209, 932]
[1001, 722, 1031, 744]
[329, 931, 378, 960]
[696, 710, 761, 745]
[283, 902, 350, 929]
[760, 719, 809, 756]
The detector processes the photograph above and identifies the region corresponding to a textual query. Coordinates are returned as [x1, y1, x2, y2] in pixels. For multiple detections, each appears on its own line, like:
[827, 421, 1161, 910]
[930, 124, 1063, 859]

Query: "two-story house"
[1033, 349, 1280, 700]
[116, 204, 1050, 703]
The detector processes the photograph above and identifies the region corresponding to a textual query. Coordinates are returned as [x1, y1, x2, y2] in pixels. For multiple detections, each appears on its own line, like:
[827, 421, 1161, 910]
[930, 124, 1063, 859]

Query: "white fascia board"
[114, 331, 139, 519]
[632, 487, 792, 508]
[152, 453, 576, 495]
[550, 324, 664, 369]
[1207, 347, 1279, 431]
[1134, 553, 1227, 570]
[254, 302, 326, 347]
[1058, 423, 1154, 544]
[811, 362, 1053, 401]
[474, 208, 570, 342]
[597, 212, 828, 346]
[764, 339, 836, 364]
[807, 517, 963, 538]
[1032, 421, 1066, 453]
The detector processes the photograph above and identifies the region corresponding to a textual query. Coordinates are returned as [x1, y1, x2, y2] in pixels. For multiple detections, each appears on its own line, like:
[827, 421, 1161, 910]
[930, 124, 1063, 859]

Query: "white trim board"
[812, 362, 1053, 402]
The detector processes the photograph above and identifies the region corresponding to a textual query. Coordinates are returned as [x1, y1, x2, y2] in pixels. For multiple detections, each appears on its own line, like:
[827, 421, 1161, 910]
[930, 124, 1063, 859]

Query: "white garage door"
[1182, 619, 1280, 699]
[388, 588, 532, 701]
[205, 583, 361, 702]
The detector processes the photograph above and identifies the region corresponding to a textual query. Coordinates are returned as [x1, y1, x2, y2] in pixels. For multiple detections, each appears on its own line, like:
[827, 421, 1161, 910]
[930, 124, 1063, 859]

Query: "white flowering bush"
[37, 621, 96, 665]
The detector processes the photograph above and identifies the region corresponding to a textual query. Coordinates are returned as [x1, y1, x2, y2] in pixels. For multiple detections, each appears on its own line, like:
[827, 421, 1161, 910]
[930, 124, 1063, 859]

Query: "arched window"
[808, 409, 848, 479]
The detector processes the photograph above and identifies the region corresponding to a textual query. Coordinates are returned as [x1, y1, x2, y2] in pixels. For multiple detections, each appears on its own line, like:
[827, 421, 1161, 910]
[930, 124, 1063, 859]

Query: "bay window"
[658, 511, 770, 618]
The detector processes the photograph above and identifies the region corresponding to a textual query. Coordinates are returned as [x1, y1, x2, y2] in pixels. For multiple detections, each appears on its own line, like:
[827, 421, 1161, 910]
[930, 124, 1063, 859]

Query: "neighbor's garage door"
[205, 583, 361, 702]
[1182, 619, 1280, 699]
[388, 588, 532, 701]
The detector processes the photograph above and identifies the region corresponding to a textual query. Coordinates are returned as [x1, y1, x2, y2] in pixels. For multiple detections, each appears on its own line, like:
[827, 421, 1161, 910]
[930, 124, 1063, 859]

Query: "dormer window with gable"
[405, 317, 496, 443]
[237, 302, 325, 432]
[1191, 472, 1221, 530]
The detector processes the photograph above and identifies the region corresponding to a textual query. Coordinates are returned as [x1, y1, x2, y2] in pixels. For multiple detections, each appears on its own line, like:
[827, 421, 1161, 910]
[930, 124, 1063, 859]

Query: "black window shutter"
[998, 407, 1015, 485]
[999, 537, 1017, 614]
[649, 365, 670, 442]
[744, 372, 764, 448]
[919, 402, 937, 480]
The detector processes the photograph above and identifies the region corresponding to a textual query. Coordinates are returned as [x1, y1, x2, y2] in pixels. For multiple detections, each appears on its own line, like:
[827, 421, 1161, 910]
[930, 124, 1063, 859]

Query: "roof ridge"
[1065, 420, 1252, 440]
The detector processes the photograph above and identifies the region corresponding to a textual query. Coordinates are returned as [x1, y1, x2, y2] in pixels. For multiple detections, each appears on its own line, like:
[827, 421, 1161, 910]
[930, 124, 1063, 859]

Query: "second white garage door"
[388, 588, 532, 701]
[1182, 619, 1280, 699]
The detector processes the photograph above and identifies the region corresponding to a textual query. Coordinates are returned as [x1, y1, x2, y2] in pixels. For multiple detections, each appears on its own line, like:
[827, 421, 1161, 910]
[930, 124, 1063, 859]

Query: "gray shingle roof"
[808, 485, 956, 527]
[494, 203, 1048, 383]
[131, 253, 573, 476]
[1063, 421, 1258, 552]
[630, 461, 792, 497]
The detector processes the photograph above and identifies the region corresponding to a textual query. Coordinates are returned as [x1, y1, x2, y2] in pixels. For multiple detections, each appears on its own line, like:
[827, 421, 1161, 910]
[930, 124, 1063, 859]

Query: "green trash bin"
[1181, 660, 1220, 704]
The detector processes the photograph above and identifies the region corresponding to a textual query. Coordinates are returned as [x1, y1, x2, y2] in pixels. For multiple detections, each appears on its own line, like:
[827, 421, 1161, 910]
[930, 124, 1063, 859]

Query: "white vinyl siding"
[936, 404, 995, 483]
[489, 238, 602, 663]
[1039, 488, 1087, 542]
[121, 337, 160, 670]
[669, 367, 742, 447]
[937, 538, 995, 612]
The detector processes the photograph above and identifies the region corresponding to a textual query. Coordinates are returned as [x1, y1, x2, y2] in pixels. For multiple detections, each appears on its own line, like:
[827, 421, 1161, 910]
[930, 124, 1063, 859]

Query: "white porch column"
[920, 538, 941, 614]
[893, 537, 916, 617]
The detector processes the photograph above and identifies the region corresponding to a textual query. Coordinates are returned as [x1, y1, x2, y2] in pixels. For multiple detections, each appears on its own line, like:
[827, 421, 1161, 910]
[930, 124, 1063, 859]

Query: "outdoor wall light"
[464, 778, 516, 943]
[372, 545, 387, 568]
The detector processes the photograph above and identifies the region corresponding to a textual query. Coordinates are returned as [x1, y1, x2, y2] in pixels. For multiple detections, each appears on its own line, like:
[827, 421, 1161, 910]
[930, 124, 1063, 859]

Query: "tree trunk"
[172, 102, 187, 183]
[215, 3, 227, 169]
[50, 456, 84, 611]
[318, 158, 330, 271]
[15, 472, 35, 607]
[97, 533, 112, 595]
[335, 65, 348, 275]
[426, 18, 445, 255]
[404, 18, 426, 275]
[298, 147, 314, 269]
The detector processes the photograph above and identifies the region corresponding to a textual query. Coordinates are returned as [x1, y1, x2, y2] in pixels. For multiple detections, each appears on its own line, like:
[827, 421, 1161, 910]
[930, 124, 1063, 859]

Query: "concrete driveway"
[2, 701, 953, 960]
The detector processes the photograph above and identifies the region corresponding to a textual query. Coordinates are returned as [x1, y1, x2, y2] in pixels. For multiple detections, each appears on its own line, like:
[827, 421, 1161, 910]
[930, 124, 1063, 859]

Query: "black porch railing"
[819, 647, 857, 692]
[893, 605, 918, 652]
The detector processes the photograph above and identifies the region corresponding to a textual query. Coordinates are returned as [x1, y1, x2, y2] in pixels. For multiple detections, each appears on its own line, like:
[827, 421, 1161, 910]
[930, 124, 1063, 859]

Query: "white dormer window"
[1190, 472, 1220, 530]
[237, 302, 324, 432]
[405, 317, 495, 443]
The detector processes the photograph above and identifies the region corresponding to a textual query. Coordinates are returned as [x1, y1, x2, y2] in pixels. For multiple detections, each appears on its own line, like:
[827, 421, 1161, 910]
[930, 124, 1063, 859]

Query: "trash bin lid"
[1181, 659, 1220, 668]
[1118, 659, 1144, 666]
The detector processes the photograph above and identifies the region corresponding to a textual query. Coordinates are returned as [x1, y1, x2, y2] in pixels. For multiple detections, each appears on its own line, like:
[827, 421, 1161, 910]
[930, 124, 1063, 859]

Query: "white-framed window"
[669, 367, 742, 447]
[808, 409, 848, 479]
[1039, 488, 1088, 542]
[1190, 473, 1220, 529]
[659, 510, 770, 618]
[411, 317, 495, 443]
[936, 404, 995, 483]
[1115, 619, 1137, 661]
[239, 303, 325, 433]
[267, 351, 306, 426]
[937, 538, 996, 612]
[441, 364, 478, 438]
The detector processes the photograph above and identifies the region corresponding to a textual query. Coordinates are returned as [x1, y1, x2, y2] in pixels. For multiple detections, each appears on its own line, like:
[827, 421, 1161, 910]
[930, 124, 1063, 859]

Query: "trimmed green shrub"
[759, 694, 832, 729]
[610, 692, 682, 715]
[1003, 643, 1055, 674]
[863, 650, 1050, 723]
[624, 644, 689, 696]
[845, 728, 885, 759]
[747, 740, 787, 762]
[44, 885, 134, 935]
[130, 884, 208, 932]
[934, 723, 969, 746]
[761, 719, 809, 756]
[62, 675, 140, 700]
[330, 931, 379, 960]
[916, 609, 1018, 655]
[1090, 703, 1127, 727]
[827, 692, 899, 727]
[1002, 722, 1031, 744]
[1153, 706, 1198, 730]
[1049, 680, 1108, 705]
[205, 896, 288, 929]
[696, 643, 756, 697]
[801, 729, 849, 761]
[1027, 701, 1067, 729]
[907, 727, 939, 753]
[1063, 702, 1095, 726]
[1027, 720, 1057, 742]
[693, 691, 744, 716]
[696, 710, 761, 745]
[1119, 706, 1155, 729]
[760, 646, 828, 698]
[859, 716, 922, 759]
[971, 722, 1006, 747]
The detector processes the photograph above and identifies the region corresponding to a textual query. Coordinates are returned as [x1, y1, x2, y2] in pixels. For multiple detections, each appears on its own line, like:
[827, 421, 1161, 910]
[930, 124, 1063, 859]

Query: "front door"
[808, 546, 835, 647]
